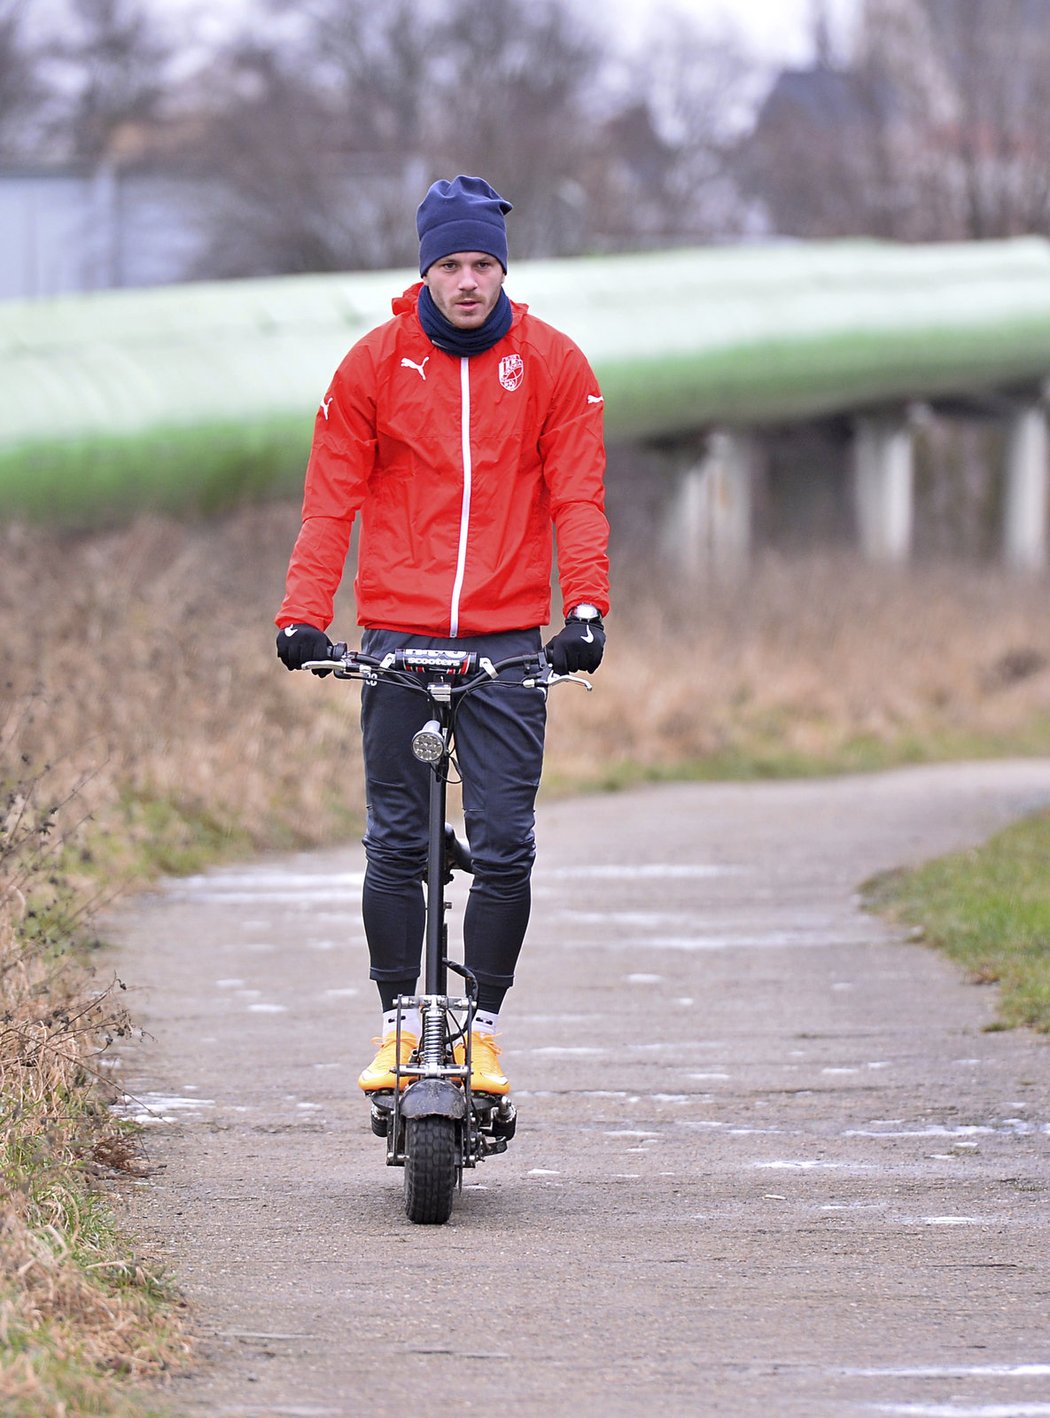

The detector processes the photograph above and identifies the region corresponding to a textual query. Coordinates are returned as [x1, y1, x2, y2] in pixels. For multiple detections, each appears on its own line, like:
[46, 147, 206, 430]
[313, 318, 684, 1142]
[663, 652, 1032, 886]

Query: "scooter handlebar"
[301, 642, 590, 691]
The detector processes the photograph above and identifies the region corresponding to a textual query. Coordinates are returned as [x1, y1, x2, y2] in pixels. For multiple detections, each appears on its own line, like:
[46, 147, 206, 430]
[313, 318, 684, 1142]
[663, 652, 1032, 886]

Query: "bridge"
[2, 238, 1050, 569]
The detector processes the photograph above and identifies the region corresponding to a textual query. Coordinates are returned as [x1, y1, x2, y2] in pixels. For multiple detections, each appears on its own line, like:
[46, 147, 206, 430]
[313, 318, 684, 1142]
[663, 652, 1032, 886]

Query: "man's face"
[423, 251, 506, 329]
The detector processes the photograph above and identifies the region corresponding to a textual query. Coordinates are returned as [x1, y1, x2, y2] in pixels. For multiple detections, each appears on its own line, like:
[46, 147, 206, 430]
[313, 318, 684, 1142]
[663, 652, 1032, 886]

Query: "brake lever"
[522, 667, 593, 691]
[550, 671, 594, 691]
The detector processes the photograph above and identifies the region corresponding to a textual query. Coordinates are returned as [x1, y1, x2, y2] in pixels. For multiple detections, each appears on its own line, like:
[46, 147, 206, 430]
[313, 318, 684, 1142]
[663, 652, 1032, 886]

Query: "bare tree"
[595, 6, 754, 246]
[421, 0, 609, 256]
[284, 0, 611, 258]
[0, 0, 53, 159]
[183, 43, 379, 277]
[182, 0, 762, 277]
[187, 0, 443, 275]
[920, 0, 1050, 238]
[48, 0, 173, 162]
[191, 0, 614, 273]
[288, 0, 438, 157]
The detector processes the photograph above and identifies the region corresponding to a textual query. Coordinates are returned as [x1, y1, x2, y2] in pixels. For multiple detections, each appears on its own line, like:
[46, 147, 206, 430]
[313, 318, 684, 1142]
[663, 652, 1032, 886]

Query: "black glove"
[545, 617, 605, 674]
[276, 623, 333, 675]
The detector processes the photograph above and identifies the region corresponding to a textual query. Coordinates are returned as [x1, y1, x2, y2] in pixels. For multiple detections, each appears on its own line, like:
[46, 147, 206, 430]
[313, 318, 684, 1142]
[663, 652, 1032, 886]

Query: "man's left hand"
[545, 618, 605, 674]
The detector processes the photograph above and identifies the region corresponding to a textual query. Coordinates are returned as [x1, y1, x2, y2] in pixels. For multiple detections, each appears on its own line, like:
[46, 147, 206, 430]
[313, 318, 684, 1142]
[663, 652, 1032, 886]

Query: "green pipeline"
[3, 238, 1050, 526]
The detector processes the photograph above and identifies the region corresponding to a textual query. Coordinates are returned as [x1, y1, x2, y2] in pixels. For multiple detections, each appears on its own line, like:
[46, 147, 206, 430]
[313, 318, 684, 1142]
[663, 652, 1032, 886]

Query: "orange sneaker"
[454, 1032, 510, 1095]
[357, 1031, 418, 1092]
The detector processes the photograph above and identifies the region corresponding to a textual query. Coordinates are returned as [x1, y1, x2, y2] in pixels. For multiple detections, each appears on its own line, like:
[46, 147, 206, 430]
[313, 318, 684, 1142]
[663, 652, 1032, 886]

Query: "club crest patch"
[499, 354, 524, 391]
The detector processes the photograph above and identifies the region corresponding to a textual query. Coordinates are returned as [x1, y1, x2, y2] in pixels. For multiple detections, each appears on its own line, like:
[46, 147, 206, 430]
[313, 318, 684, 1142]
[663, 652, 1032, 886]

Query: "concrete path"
[111, 761, 1050, 1418]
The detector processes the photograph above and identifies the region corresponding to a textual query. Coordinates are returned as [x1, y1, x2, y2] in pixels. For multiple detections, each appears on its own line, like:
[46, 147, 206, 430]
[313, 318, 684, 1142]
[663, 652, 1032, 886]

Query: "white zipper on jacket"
[448, 356, 472, 636]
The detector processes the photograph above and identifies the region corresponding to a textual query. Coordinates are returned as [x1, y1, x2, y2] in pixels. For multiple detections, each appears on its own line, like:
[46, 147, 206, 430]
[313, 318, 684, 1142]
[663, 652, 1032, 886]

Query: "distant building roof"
[757, 66, 868, 131]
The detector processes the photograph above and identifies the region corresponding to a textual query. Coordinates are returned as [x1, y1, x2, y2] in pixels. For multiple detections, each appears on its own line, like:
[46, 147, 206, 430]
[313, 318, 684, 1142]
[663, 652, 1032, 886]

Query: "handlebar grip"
[329, 642, 348, 659]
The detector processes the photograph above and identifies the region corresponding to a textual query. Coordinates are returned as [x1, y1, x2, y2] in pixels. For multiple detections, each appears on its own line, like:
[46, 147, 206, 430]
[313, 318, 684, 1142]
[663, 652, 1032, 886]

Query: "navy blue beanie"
[417, 175, 512, 275]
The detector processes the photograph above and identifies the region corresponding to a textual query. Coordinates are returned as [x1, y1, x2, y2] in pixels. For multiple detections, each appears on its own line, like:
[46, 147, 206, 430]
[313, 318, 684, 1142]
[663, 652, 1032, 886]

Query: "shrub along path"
[111, 760, 1050, 1418]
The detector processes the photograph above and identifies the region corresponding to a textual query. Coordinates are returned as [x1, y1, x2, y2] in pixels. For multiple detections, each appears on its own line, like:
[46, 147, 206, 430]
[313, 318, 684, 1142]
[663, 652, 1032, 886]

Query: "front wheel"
[404, 1115, 459, 1224]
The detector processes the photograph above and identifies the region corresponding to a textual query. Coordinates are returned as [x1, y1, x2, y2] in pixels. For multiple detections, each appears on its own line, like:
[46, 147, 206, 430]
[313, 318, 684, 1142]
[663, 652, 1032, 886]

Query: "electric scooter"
[306, 644, 588, 1223]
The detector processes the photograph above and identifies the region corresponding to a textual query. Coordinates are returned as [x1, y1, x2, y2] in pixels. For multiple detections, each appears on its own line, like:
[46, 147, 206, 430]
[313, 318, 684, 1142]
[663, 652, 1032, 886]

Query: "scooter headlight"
[411, 720, 444, 764]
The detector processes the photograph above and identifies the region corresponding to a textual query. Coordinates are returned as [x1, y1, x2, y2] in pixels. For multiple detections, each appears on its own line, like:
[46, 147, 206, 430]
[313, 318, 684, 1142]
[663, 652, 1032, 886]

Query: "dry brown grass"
[0, 762, 190, 1415]
[4, 509, 1050, 854]
[1, 509, 364, 865]
[547, 551, 1050, 785]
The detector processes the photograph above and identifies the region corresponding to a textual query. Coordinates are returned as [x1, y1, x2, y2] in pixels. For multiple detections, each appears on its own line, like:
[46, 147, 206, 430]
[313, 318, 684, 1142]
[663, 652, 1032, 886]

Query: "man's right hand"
[276, 623, 333, 672]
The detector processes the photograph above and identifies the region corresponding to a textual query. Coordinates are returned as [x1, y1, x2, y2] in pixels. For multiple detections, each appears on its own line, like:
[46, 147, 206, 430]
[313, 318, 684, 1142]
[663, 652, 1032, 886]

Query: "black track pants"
[359, 627, 547, 998]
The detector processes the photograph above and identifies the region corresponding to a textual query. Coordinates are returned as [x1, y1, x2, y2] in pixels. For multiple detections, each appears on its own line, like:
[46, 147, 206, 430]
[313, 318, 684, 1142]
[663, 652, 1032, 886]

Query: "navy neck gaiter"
[417, 284, 513, 357]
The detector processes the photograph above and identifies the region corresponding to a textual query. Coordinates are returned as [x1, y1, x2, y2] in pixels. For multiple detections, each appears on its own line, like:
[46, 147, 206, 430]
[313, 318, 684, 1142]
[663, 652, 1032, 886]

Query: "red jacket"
[276, 284, 609, 637]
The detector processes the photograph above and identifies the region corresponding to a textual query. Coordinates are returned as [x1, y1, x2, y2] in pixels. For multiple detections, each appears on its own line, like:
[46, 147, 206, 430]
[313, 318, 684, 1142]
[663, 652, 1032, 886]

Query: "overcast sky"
[606, 0, 860, 63]
[29, 0, 863, 67]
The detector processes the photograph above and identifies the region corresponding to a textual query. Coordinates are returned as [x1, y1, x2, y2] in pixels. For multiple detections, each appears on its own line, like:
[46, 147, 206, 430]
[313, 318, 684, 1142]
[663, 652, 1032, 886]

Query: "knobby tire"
[403, 1115, 459, 1224]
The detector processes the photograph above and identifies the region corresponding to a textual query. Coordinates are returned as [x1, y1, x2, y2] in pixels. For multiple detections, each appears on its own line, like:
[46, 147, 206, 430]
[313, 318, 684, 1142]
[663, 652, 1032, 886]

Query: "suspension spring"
[420, 1000, 446, 1067]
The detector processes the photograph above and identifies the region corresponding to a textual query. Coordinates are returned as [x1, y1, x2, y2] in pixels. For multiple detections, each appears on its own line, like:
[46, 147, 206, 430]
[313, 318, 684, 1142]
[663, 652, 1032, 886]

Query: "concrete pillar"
[662, 431, 754, 578]
[667, 458, 709, 580]
[853, 414, 914, 563]
[1003, 403, 1048, 572]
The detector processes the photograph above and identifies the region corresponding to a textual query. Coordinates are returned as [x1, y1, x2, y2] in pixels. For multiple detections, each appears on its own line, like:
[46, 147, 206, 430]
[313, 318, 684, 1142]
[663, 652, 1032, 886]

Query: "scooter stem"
[424, 725, 449, 997]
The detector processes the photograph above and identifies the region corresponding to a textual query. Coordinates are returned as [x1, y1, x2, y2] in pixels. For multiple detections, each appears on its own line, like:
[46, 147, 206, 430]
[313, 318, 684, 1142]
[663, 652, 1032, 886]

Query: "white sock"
[473, 1009, 500, 1037]
[382, 1007, 420, 1038]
